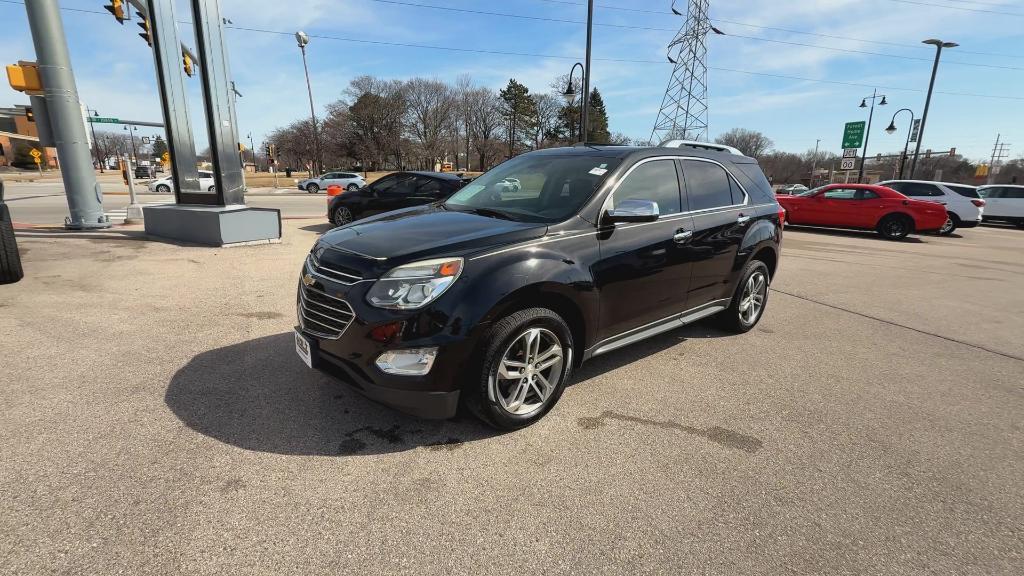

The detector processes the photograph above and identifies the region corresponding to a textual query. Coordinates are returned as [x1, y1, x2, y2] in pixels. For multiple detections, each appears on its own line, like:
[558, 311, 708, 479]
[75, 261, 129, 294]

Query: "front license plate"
[295, 329, 313, 368]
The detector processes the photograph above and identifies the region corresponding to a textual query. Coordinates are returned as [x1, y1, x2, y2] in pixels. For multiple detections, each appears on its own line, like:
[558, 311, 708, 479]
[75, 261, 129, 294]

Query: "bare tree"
[454, 74, 473, 170]
[531, 93, 561, 149]
[405, 77, 457, 169]
[345, 76, 408, 169]
[714, 128, 773, 158]
[467, 86, 503, 170]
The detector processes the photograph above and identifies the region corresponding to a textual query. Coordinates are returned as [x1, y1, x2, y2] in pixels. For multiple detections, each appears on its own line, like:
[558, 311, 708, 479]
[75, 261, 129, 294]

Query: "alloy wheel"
[334, 206, 353, 225]
[940, 217, 954, 234]
[885, 218, 907, 238]
[738, 271, 767, 325]
[491, 327, 564, 416]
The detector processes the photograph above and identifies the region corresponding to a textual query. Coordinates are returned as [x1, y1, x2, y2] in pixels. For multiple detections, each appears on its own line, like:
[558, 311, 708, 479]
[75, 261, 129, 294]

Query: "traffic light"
[104, 0, 128, 24]
[182, 51, 194, 77]
[5, 62, 42, 93]
[25, 107, 34, 122]
[138, 19, 152, 47]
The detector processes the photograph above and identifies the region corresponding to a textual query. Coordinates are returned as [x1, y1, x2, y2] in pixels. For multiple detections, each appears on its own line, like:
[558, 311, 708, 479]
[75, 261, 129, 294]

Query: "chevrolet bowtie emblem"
[302, 273, 315, 287]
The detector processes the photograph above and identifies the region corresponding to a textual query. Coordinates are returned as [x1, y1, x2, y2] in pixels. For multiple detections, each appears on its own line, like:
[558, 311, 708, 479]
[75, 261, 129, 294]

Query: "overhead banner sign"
[842, 121, 866, 149]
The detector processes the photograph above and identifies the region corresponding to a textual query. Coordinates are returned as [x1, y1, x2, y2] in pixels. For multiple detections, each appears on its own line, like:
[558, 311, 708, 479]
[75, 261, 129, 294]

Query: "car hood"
[317, 205, 547, 274]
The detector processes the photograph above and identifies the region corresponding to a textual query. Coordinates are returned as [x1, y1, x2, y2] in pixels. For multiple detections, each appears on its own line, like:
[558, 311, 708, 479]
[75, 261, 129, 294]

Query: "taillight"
[971, 199, 986, 207]
[778, 206, 786, 227]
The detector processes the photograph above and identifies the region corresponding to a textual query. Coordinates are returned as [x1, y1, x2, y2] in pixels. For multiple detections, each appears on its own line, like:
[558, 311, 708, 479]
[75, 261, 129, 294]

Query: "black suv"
[295, 142, 783, 429]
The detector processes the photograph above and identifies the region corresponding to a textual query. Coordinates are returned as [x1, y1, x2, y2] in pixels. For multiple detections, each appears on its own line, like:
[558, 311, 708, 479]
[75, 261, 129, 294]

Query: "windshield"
[443, 154, 621, 223]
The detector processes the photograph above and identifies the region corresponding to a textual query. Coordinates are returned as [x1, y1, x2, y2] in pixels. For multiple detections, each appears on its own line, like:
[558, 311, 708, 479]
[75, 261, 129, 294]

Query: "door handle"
[673, 230, 693, 243]
[737, 214, 752, 224]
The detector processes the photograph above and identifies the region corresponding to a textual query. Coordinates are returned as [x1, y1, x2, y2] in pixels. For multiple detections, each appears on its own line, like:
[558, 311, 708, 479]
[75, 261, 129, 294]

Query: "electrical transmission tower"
[650, 0, 713, 144]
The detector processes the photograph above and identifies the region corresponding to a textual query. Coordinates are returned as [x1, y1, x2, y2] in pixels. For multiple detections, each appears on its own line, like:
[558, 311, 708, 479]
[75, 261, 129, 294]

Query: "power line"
[2, 0, 1022, 101]
[882, 0, 1024, 16]
[367, 0, 676, 31]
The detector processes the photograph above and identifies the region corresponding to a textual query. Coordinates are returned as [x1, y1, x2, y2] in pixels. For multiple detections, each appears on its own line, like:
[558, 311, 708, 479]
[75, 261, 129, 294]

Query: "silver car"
[296, 171, 366, 194]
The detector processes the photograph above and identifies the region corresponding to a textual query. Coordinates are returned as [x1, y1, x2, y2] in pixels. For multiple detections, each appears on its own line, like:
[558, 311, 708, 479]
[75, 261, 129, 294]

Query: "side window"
[682, 160, 734, 211]
[728, 176, 745, 205]
[903, 183, 943, 197]
[1005, 187, 1024, 199]
[417, 178, 443, 195]
[383, 175, 418, 196]
[860, 190, 879, 200]
[884, 182, 905, 193]
[612, 159, 681, 216]
[823, 188, 858, 200]
[370, 174, 399, 193]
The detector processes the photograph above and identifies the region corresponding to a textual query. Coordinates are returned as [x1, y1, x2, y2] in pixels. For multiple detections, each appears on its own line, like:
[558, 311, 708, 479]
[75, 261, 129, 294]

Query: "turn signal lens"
[439, 261, 461, 277]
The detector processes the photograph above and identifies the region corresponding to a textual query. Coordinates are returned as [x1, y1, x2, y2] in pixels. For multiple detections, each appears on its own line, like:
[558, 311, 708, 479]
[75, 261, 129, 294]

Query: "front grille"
[298, 283, 356, 339]
[307, 252, 364, 284]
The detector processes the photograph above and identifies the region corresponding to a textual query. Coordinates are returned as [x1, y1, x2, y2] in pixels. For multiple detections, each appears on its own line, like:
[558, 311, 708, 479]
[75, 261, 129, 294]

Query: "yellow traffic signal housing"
[6, 62, 43, 94]
[138, 19, 152, 47]
[104, 0, 128, 23]
[182, 51, 194, 77]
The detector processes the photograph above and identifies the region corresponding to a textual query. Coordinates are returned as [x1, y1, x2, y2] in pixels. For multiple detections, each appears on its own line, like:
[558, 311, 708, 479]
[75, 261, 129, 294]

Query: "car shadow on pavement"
[164, 332, 502, 457]
[299, 223, 332, 234]
[785, 225, 927, 243]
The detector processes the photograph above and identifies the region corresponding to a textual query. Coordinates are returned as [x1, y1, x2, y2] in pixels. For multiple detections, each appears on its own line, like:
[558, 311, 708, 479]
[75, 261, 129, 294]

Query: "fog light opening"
[375, 347, 438, 376]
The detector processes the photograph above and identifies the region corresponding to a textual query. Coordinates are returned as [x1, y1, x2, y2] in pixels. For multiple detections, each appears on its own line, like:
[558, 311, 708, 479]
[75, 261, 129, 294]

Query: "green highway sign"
[88, 116, 120, 124]
[842, 121, 866, 149]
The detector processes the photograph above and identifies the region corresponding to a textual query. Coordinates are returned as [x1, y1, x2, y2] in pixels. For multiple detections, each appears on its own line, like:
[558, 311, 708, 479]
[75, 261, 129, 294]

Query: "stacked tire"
[0, 181, 24, 284]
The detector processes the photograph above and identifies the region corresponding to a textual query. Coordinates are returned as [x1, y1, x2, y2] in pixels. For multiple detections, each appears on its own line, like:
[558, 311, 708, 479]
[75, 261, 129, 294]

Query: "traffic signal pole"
[24, 0, 110, 229]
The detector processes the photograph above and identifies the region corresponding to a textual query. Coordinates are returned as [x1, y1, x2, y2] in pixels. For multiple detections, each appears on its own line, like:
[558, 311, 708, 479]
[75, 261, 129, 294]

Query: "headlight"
[366, 257, 463, 309]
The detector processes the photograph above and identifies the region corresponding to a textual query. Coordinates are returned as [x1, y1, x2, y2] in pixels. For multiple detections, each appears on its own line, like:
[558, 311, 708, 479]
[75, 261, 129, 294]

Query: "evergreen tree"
[499, 79, 535, 157]
[586, 88, 610, 144]
[151, 136, 168, 159]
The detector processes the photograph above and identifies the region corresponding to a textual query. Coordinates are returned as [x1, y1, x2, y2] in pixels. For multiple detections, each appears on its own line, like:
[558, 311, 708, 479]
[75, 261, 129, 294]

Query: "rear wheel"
[877, 214, 913, 241]
[0, 204, 24, 284]
[467, 308, 573, 430]
[306, 183, 319, 194]
[938, 213, 959, 235]
[346, 183, 359, 192]
[156, 184, 170, 193]
[715, 260, 769, 333]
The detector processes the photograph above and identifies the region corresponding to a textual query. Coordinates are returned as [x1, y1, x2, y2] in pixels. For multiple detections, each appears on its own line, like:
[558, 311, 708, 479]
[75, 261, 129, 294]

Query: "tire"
[938, 212, 959, 235]
[0, 204, 25, 284]
[466, 307, 574, 430]
[877, 214, 913, 241]
[715, 259, 769, 333]
[332, 206, 353, 227]
[346, 183, 359, 192]
[156, 184, 170, 193]
[306, 183, 320, 194]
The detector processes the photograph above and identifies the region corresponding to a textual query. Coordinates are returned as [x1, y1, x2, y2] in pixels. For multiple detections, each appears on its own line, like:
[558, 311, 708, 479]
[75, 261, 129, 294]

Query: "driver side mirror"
[605, 199, 660, 224]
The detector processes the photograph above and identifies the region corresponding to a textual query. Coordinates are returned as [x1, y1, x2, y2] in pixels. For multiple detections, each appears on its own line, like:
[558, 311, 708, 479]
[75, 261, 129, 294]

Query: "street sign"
[87, 116, 120, 124]
[840, 158, 856, 170]
[33, 156, 41, 165]
[142, 136, 151, 144]
[843, 148, 858, 158]
[29, 147, 41, 158]
[909, 119, 921, 143]
[842, 121, 866, 149]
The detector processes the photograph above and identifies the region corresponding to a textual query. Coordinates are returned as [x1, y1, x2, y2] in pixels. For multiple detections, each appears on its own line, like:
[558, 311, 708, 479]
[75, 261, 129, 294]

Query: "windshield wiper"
[464, 207, 518, 221]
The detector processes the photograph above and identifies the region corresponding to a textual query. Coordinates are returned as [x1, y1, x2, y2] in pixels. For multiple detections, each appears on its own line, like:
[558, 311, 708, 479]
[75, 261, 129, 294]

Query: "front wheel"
[332, 206, 353, 226]
[715, 260, 769, 333]
[467, 308, 574, 430]
[877, 214, 912, 241]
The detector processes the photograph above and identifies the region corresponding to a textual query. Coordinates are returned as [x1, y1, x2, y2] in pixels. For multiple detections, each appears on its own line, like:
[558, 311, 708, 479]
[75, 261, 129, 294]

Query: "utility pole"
[988, 135, 1010, 184]
[810, 138, 820, 186]
[23, 0, 109, 229]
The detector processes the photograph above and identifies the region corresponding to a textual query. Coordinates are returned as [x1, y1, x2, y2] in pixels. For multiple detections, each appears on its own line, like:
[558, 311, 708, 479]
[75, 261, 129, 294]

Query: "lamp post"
[885, 108, 915, 180]
[910, 38, 957, 179]
[295, 31, 323, 176]
[85, 108, 103, 172]
[123, 124, 139, 165]
[563, 62, 584, 143]
[856, 89, 887, 183]
[581, 0, 593, 143]
[248, 132, 256, 171]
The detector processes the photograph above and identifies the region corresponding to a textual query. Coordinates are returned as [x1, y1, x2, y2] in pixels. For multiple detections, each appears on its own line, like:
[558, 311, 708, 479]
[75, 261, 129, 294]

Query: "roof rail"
[658, 139, 743, 156]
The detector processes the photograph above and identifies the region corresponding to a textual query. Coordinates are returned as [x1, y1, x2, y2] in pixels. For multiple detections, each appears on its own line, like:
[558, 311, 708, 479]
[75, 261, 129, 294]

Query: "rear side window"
[898, 182, 944, 197]
[823, 188, 858, 200]
[1004, 187, 1024, 199]
[682, 160, 735, 211]
[613, 159, 681, 215]
[946, 184, 980, 198]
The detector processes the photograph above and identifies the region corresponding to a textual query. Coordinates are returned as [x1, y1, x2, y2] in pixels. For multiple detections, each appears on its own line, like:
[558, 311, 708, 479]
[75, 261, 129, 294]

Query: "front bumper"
[295, 261, 481, 419]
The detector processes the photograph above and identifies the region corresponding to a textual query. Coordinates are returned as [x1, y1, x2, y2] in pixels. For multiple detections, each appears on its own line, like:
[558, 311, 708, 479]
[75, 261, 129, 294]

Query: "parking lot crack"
[577, 410, 762, 453]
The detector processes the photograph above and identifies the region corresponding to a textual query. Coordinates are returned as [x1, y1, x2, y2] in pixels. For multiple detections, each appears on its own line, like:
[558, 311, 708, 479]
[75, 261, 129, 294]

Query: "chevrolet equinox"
[295, 141, 783, 429]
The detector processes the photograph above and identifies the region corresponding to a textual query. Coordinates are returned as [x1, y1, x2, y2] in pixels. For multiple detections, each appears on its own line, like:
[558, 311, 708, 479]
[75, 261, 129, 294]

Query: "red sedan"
[777, 183, 948, 240]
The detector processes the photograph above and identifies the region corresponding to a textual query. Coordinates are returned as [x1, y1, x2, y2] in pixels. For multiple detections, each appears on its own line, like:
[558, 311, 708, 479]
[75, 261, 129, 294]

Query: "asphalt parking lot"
[1, 221, 1022, 575]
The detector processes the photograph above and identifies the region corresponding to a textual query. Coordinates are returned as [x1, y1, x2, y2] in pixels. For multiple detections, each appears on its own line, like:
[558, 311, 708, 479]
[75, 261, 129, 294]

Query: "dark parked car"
[1, 179, 24, 284]
[296, 141, 783, 429]
[328, 171, 466, 226]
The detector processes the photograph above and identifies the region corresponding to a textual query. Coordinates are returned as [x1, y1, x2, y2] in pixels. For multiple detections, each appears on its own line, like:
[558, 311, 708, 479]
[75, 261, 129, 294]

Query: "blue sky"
[1, 0, 1022, 160]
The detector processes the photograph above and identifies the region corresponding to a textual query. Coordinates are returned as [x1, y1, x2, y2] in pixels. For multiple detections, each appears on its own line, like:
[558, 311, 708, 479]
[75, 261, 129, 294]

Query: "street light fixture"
[85, 107, 103, 173]
[885, 108, 916, 179]
[909, 38, 957, 179]
[856, 89, 887, 183]
[564, 62, 584, 142]
[295, 30, 323, 176]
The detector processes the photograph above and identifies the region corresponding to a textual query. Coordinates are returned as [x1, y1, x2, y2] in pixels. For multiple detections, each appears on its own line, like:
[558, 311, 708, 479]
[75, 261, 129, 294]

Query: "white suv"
[978, 185, 1024, 227]
[878, 180, 985, 235]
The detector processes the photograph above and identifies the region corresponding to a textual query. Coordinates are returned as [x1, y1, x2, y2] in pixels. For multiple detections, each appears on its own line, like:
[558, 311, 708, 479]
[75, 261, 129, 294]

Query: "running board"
[587, 299, 729, 359]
